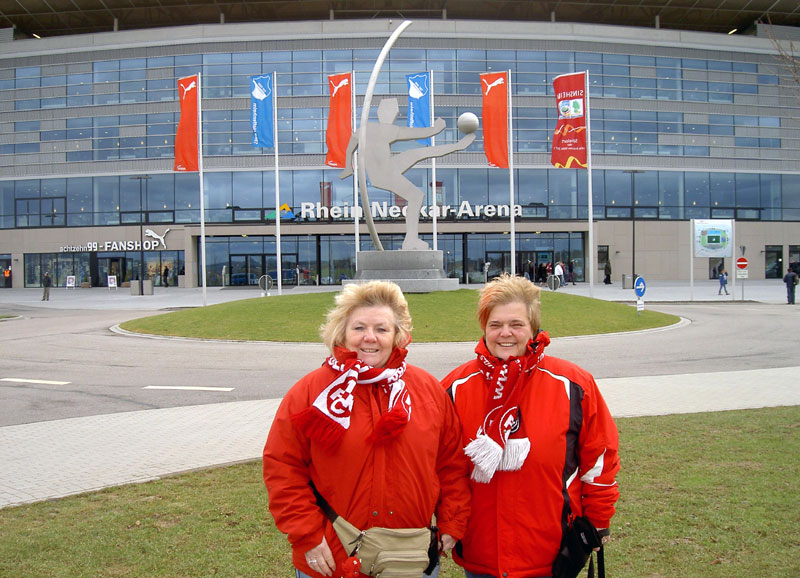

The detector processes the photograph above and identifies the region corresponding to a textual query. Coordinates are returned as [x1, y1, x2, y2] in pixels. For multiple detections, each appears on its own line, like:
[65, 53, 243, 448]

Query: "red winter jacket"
[442, 351, 620, 578]
[263, 361, 470, 577]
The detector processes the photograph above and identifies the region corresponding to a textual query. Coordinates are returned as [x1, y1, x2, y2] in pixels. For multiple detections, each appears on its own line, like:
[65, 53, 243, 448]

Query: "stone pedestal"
[344, 250, 459, 293]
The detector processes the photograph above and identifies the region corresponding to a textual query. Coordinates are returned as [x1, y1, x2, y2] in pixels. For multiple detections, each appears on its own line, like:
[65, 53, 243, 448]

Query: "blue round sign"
[634, 275, 646, 298]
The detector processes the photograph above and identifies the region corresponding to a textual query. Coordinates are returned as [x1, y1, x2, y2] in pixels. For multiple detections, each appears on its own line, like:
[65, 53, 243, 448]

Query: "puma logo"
[180, 80, 196, 99]
[482, 76, 505, 96]
[145, 228, 170, 249]
[331, 77, 349, 97]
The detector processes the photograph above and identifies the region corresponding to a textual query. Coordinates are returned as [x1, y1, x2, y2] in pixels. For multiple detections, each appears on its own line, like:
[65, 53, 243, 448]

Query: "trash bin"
[130, 280, 142, 295]
[622, 274, 633, 289]
[142, 279, 154, 295]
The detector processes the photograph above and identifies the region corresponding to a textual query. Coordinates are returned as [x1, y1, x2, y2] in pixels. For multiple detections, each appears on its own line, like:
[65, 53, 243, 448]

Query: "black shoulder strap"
[310, 482, 338, 523]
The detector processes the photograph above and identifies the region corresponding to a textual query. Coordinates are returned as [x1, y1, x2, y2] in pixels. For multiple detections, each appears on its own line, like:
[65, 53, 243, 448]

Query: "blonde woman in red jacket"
[264, 281, 470, 578]
[441, 274, 620, 578]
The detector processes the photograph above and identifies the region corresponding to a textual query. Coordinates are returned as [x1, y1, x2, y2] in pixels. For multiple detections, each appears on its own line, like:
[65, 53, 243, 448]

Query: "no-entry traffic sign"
[736, 257, 748, 270]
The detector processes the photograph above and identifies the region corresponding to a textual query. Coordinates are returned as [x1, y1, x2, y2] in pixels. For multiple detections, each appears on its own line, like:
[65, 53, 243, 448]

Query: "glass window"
[735, 173, 759, 207]
[633, 171, 658, 207]
[760, 174, 781, 221]
[657, 172, 682, 219]
[15, 121, 40, 132]
[148, 174, 174, 212]
[710, 173, 734, 209]
[232, 172, 263, 208]
[709, 114, 734, 135]
[605, 171, 632, 208]
[16, 66, 40, 88]
[685, 172, 709, 218]
[549, 170, 577, 219]
[67, 177, 92, 226]
[93, 60, 119, 83]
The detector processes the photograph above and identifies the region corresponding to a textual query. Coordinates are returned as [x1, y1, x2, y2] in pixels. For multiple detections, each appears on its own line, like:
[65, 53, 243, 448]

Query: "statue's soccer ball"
[457, 112, 479, 134]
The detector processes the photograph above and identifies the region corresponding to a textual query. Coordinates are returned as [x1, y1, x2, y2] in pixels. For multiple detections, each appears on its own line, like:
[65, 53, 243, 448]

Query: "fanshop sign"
[300, 201, 522, 220]
[60, 228, 171, 253]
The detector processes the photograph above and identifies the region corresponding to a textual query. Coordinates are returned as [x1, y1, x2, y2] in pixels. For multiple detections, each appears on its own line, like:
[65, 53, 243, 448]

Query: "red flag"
[551, 72, 588, 169]
[325, 72, 352, 168]
[174, 75, 199, 172]
[480, 71, 508, 168]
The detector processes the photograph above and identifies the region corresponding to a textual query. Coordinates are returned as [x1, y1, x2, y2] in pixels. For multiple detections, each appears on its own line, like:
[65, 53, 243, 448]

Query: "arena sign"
[300, 201, 522, 220]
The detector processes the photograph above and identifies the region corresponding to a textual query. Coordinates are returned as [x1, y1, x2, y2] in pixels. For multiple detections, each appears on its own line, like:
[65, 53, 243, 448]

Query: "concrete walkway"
[1, 278, 797, 509]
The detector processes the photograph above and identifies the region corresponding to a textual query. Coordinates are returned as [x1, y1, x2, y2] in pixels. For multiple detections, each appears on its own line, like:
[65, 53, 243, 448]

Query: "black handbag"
[551, 515, 605, 578]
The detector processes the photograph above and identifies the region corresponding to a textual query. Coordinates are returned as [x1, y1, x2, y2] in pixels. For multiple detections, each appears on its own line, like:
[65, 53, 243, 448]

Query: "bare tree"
[759, 15, 800, 97]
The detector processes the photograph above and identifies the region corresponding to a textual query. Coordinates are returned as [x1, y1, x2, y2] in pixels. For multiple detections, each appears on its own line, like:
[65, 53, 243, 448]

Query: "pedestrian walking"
[568, 259, 576, 285]
[603, 261, 612, 285]
[783, 267, 798, 304]
[42, 272, 52, 301]
[718, 269, 729, 295]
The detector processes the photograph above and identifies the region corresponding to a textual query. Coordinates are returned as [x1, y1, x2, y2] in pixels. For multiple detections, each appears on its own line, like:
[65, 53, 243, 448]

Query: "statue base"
[344, 250, 460, 293]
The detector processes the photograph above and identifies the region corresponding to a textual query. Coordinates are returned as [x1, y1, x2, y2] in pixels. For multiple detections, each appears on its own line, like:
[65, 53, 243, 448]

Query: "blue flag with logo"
[251, 75, 274, 148]
[407, 72, 431, 145]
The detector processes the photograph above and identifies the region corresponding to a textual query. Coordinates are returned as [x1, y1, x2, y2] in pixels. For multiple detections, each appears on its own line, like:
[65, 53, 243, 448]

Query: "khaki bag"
[332, 516, 432, 577]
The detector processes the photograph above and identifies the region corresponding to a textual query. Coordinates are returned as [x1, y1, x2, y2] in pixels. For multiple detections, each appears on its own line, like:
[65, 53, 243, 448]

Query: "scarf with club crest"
[465, 331, 550, 483]
[291, 346, 411, 450]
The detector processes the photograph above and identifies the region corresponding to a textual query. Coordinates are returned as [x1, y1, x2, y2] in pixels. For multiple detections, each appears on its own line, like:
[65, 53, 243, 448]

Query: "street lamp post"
[130, 175, 151, 291]
[624, 169, 644, 283]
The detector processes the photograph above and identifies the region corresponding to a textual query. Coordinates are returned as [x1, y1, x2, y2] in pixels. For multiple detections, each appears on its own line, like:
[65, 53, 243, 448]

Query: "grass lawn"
[1, 406, 798, 577]
[120, 289, 679, 342]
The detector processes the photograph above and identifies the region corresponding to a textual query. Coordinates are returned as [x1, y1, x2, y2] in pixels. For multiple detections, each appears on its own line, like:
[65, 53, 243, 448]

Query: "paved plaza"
[1, 278, 798, 509]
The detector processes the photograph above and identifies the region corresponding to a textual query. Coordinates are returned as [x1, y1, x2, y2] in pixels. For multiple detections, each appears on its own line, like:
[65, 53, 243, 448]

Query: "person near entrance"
[783, 267, 798, 304]
[440, 274, 619, 578]
[603, 260, 612, 285]
[163, 266, 170, 287]
[718, 268, 729, 295]
[42, 272, 52, 301]
[263, 281, 470, 578]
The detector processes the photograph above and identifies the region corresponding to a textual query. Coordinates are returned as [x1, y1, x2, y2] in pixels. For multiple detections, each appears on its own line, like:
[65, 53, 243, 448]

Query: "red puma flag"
[480, 71, 508, 168]
[325, 72, 352, 168]
[174, 75, 199, 172]
[551, 72, 587, 169]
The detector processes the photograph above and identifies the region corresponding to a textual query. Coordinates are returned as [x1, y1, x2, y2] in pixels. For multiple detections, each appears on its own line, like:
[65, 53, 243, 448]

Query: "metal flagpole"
[430, 69, 437, 252]
[197, 72, 208, 306]
[508, 69, 516, 276]
[352, 70, 360, 269]
[273, 71, 282, 295]
[585, 70, 595, 297]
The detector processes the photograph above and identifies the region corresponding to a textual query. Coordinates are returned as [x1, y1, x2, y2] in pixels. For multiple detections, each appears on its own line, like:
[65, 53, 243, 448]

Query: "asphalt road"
[0, 301, 796, 427]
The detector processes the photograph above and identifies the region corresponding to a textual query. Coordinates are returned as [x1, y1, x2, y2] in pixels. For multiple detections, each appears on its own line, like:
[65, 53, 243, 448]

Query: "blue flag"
[251, 75, 274, 148]
[407, 72, 431, 145]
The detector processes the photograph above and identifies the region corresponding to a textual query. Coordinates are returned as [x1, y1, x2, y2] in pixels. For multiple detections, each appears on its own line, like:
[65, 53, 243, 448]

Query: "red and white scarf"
[465, 331, 550, 483]
[291, 347, 411, 450]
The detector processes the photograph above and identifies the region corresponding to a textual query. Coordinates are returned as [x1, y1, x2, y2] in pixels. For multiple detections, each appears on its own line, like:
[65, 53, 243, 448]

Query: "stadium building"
[1, 1, 799, 289]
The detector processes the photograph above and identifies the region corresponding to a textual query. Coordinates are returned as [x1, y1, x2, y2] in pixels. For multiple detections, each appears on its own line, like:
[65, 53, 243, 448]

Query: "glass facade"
[1, 20, 798, 286]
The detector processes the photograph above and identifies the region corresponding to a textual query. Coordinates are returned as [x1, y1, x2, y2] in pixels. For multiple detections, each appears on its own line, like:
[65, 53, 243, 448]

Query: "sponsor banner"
[480, 71, 509, 168]
[693, 219, 733, 257]
[174, 75, 199, 171]
[407, 72, 432, 145]
[551, 72, 587, 169]
[251, 75, 274, 148]
[325, 72, 352, 167]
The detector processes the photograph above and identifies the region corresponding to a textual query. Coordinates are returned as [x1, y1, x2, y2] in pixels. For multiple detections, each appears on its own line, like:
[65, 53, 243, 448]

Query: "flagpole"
[352, 70, 360, 270]
[430, 69, 438, 252]
[507, 69, 516, 276]
[197, 73, 208, 306]
[273, 71, 282, 296]
[585, 70, 595, 297]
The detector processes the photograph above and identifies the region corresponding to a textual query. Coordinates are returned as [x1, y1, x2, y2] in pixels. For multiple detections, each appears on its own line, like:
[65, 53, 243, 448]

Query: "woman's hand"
[304, 536, 336, 576]
[440, 533, 456, 554]
[594, 528, 610, 552]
